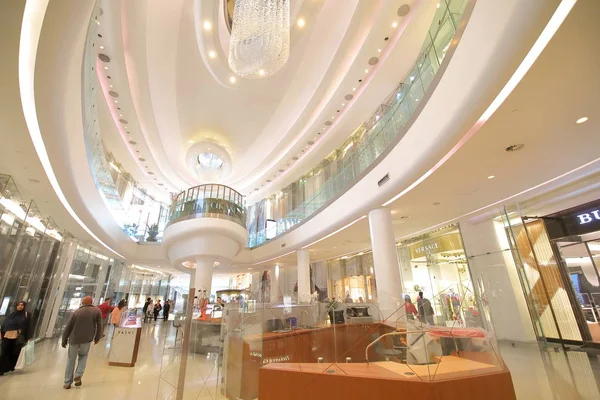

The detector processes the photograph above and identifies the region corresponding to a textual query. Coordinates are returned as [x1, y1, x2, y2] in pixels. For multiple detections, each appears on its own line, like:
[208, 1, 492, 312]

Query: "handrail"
[365, 330, 420, 364]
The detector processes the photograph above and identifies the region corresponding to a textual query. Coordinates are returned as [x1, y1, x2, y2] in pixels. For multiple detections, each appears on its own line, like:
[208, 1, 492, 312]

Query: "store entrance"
[555, 235, 600, 344]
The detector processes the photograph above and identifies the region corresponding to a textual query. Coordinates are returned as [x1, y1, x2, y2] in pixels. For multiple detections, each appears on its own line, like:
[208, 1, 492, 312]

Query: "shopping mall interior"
[0, 0, 599, 399]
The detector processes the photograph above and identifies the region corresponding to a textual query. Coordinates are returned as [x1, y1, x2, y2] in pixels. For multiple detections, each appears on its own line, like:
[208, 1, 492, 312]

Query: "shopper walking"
[110, 299, 126, 337]
[97, 298, 114, 337]
[61, 296, 102, 389]
[0, 301, 31, 376]
[404, 295, 418, 320]
[143, 298, 153, 323]
[417, 291, 435, 325]
[153, 300, 162, 322]
[162, 300, 170, 321]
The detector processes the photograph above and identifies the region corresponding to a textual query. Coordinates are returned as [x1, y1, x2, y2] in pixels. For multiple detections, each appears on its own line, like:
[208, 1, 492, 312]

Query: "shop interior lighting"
[576, 116, 588, 124]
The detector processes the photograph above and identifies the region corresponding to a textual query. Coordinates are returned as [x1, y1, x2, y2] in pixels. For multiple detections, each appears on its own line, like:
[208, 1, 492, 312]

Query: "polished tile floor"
[1, 323, 599, 399]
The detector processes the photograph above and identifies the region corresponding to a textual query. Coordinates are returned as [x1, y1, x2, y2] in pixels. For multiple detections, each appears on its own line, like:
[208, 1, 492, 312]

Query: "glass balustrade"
[82, 3, 169, 244]
[167, 184, 247, 228]
[247, 0, 470, 248]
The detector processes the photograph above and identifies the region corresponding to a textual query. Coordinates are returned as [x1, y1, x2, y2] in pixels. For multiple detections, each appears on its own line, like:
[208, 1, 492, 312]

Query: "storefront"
[321, 224, 483, 329]
[326, 252, 376, 303]
[512, 199, 600, 346]
[396, 225, 480, 328]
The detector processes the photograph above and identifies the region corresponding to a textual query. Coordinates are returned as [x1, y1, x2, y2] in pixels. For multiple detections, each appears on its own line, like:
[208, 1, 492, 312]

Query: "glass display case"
[220, 286, 510, 400]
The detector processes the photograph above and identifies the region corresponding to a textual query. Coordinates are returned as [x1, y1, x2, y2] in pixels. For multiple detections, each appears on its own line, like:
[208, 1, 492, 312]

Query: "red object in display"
[427, 327, 486, 339]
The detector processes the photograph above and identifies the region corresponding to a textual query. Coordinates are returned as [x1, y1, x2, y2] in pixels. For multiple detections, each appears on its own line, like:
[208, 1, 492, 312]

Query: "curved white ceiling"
[92, 0, 430, 199]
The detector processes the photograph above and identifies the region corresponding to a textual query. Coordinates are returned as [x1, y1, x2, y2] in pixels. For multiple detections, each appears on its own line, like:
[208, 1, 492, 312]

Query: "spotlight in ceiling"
[104, 66, 108, 70]
[188, 140, 194, 144]
[488, 175, 495, 179]
[229, 76, 237, 83]
[208, 50, 216, 59]
[297, 18, 305, 28]
[203, 20, 212, 31]
[378, 48, 382, 53]
[392, 21, 398, 28]
[364, 69, 369, 73]
[100, 45, 104, 50]
[258, 69, 265, 76]
[576, 116, 588, 124]
[352, 87, 356, 91]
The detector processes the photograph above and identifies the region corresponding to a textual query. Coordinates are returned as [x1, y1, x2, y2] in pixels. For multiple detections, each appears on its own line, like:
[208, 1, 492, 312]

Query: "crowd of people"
[0, 296, 173, 389]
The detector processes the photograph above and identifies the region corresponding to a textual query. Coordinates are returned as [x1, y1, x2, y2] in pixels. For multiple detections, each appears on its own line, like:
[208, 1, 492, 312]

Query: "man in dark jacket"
[61, 296, 102, 389]
[162, 300, 171, 321]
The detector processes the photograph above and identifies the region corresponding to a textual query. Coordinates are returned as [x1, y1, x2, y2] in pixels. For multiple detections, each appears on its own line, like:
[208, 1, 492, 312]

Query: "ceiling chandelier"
[197, 152, 224, 171]
[228, 0, 290, 79]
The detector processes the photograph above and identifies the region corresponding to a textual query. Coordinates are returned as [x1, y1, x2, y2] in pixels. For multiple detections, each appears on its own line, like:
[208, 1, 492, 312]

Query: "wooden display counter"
[225, 323, 399, 400]
[259, 357, 516, 400]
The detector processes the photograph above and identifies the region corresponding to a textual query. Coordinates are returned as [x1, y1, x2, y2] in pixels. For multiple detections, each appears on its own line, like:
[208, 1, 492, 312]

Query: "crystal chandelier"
[228, 0, 290, 78]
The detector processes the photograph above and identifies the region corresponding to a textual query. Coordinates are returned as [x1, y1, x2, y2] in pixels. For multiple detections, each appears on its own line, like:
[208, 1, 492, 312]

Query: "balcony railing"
[167, 184, 246, 228]
[247, 0, 470, 248]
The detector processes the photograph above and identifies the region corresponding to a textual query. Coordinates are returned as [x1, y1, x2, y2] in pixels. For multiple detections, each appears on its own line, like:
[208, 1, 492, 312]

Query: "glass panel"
[557, 241, 600, 343]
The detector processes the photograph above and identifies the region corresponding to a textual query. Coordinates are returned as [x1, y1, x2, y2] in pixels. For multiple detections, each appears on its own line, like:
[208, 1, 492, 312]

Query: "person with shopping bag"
[0, 301, 31, 376]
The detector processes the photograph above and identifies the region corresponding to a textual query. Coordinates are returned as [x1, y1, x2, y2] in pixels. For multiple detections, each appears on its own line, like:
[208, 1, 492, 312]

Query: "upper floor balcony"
[167, 184, 246, 228]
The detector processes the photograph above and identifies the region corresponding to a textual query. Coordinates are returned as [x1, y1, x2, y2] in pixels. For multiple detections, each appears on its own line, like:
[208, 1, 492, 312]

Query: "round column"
[194, 257, 214, 299]
[297, 250, 310, 303]
[368, 208, 404, 321]
[270, 264, 280, 303]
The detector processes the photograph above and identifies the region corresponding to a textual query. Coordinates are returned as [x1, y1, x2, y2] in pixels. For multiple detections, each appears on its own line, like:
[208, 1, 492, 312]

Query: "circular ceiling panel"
[185, 141, 232, 182]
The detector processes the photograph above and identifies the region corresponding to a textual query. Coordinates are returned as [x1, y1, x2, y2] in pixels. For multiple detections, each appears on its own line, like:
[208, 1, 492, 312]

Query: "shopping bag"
[24, 341, 35, 365]
[14, 349, 26, 370]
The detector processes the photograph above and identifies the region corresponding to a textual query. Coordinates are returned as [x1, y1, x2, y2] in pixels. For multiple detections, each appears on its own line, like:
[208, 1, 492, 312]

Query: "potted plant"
[123, 223, 138, 237]
[146, 223, 159, 242]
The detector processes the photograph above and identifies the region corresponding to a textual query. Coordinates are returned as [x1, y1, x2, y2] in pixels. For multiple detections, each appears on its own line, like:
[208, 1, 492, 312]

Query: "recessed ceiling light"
[365, 69, 369, 73]
[297, 18, 305, 28]
[203, 20, 212, 31]
[342, 103, 345, 106]
[352, 87, 356, 91]
[229, 76, 237, 83]
[109, 84, 113, 88]
[208, 50, 216, 59]
[114, 100, 118, 103]
[576, 116, 588, 124]
[104, 66, 108, 70]
[100, 45, 104, 50]
[488, 175, 495, 179]
[188, 140, 194, 144]
[259, 69, 265, 76]
[377, 48, 382, 53]
[392, 21, 398, 28]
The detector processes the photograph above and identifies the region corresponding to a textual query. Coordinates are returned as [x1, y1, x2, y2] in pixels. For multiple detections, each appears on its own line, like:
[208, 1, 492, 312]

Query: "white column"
[194, 257, 214, 300]
[368, 208, 404, 322]
[297, 250, 310, 303]
[93, 259, 109, 305]
[270, 264, 280, 303]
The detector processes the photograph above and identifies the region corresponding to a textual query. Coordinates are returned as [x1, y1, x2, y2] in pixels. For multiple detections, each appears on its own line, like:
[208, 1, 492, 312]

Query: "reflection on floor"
[1, 324, 599, 399]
